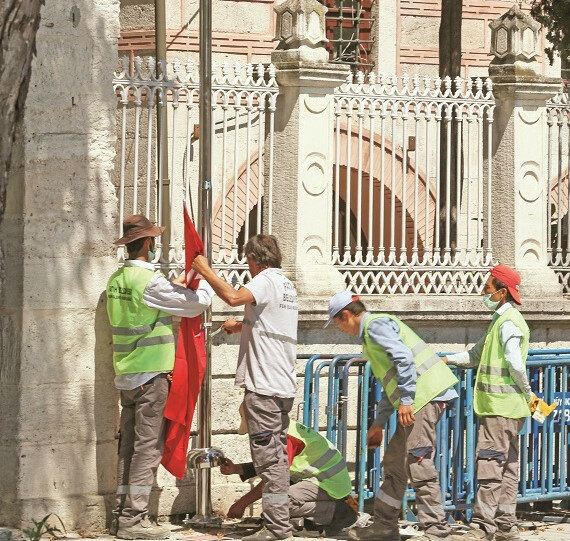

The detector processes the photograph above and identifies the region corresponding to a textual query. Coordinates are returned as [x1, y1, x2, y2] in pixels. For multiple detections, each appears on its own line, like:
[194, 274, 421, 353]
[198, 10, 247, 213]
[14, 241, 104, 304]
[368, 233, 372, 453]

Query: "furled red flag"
[161, 202, 207, 479]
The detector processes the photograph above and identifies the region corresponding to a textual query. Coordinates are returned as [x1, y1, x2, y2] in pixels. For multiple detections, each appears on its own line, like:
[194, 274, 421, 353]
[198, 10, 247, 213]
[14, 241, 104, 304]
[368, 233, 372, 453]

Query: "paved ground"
[2, 521, 570, 541]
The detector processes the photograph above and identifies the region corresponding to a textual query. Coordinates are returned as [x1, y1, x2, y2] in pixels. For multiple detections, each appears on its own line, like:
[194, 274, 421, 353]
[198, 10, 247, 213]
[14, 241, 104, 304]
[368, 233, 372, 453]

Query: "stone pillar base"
[285, 262, 346, 297]
[519, 267, 563, 298]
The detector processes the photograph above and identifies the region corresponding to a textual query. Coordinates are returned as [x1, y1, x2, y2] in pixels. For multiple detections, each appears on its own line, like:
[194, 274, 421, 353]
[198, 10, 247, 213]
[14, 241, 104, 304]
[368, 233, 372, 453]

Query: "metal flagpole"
[154, 0, 170, 251]
[187, 0, 225, 525]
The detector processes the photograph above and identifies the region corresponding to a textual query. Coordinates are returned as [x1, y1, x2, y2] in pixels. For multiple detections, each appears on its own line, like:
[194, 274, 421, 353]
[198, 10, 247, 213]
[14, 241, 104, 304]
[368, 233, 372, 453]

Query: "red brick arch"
[211, 125, 436, 257]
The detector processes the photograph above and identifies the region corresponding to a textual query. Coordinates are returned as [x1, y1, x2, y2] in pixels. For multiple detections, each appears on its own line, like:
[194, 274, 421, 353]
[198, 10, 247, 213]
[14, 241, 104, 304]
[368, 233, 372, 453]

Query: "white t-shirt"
[235, 268, 298, 398]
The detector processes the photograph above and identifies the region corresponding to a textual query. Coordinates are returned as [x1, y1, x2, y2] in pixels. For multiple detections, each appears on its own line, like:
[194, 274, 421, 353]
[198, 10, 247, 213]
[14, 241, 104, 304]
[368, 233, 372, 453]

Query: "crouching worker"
[445, 265, 536, 541]
[221, 414, 358, 537]
[326, 291, 459, 541]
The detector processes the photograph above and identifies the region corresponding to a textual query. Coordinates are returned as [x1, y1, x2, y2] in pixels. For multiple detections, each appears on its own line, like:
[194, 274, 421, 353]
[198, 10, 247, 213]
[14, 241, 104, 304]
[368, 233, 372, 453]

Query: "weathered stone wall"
[0, 0, 120, 530]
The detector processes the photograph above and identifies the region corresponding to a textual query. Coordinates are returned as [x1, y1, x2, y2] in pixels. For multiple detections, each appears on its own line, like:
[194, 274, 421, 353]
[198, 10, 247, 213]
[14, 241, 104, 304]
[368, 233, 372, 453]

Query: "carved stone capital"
[274, 0, 328, 54]
[489, 5, 541, 62]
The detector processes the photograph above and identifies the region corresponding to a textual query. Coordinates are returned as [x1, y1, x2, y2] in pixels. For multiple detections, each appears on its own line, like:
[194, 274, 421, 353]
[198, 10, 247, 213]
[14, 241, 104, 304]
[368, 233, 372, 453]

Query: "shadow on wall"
[0, 124, 26, 524]
[0, 4, 121, 530]
[95, 292, 119, 528]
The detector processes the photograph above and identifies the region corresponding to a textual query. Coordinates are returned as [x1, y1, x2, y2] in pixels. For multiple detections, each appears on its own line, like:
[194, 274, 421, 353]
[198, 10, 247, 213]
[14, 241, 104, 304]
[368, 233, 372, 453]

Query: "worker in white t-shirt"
[192, 234, 298, 541]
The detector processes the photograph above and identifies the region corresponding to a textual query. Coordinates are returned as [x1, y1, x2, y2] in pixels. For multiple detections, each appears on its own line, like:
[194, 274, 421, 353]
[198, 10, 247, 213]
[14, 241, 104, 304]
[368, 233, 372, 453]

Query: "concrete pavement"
[2, 521, 570, 541]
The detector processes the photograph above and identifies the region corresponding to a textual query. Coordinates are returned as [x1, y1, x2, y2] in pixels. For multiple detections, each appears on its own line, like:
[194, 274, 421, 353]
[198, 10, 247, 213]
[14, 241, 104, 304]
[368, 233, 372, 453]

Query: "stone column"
[488, 6, 563, 297]
[0, 0, 120, 528]
[374, 1, 397, 73]
[268, 0, 348, 296]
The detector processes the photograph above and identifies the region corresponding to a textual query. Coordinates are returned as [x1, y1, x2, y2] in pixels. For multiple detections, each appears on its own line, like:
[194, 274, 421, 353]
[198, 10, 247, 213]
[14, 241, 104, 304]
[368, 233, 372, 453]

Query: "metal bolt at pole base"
[186, 447, 225, 525]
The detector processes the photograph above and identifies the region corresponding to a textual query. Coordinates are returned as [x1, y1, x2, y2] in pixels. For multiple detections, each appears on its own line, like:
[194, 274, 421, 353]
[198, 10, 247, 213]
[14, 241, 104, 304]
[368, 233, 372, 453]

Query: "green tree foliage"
[531, 0, 570, 64]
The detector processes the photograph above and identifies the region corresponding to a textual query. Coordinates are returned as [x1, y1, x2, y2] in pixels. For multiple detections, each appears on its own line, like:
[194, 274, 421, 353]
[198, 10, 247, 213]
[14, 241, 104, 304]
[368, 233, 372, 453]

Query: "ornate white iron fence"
[113, 56, 279, 283]
[332, 72, 496, 294]
[547, 86, 570, 292]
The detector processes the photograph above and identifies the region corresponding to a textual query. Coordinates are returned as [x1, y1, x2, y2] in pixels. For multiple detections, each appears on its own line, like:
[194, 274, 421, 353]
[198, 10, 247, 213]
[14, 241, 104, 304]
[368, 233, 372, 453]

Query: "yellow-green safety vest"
[288, 421, 352, 500]
[474, 307, 530, 419]
[106, 265, 175, 375]
[362, 313, 458, 413]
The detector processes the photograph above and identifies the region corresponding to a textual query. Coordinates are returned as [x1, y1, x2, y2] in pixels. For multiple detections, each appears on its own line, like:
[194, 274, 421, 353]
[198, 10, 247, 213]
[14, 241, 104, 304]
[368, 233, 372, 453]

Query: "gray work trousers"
[472, 416, 525, 535]
[114, 374, 169, 527]
[244, 391, 294, 540]
[289, 480, 354, 528]
[289, 481, 337, 526]
[374, 402, 451, 537]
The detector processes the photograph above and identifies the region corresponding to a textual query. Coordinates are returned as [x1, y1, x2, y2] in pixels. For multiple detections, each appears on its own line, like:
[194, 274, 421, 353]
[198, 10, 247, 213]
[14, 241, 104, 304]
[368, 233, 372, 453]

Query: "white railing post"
[269, 0, 348, 295]
[489, 5, 563, 297]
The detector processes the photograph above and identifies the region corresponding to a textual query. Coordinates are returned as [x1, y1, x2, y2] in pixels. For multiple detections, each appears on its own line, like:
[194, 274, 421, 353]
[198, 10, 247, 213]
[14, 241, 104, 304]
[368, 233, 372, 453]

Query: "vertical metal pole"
[155, 0, 170, 250]
[196, 0, 213, 520]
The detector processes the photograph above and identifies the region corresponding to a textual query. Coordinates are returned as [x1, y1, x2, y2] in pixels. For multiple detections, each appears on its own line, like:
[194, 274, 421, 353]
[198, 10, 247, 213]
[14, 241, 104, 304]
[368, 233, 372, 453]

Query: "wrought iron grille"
[332, 72, 496, 295]
[113, 57, 279, 286]
[547, 85, 570, 292]
[322, 0, 375, 72]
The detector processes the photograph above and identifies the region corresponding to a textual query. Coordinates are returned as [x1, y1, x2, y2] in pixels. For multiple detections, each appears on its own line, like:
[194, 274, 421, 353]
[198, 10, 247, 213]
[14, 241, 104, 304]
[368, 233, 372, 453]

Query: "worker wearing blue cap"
[325, 291, 459, 541]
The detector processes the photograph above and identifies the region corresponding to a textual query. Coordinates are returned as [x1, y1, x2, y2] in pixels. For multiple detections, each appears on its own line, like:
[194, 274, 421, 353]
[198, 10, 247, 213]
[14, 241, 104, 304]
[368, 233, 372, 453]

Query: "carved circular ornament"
[303, 153, 327, 196]
[518, 162, 542, 203]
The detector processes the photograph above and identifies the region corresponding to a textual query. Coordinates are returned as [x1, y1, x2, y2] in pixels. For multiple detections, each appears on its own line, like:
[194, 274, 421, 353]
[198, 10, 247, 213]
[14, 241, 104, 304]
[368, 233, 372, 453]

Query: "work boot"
[450, 525, 493, 540]
[494, 526, 521, 540]
[241, 527, 294, 541]
[348, 521, 401, 541]
[116, 517, 170, 540]
[324, 504, 359, 536]
[109, 519, 119, 536]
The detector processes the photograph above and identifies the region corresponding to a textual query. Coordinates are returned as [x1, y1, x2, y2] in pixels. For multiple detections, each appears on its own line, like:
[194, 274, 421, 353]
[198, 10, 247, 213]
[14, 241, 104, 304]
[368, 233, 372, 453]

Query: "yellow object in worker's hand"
[529, 393, 540, 412]
[530, 394, 557, 424]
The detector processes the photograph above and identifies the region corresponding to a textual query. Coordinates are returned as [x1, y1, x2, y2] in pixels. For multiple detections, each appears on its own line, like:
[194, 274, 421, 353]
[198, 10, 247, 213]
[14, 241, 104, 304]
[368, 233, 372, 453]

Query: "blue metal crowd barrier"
[299, 350, 570, 517]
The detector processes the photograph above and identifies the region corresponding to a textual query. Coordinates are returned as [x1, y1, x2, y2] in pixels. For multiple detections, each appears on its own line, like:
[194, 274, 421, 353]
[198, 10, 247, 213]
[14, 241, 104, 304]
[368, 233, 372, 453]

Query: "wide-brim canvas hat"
[490, 264, 522, 305]
[114, 214, 165, 245]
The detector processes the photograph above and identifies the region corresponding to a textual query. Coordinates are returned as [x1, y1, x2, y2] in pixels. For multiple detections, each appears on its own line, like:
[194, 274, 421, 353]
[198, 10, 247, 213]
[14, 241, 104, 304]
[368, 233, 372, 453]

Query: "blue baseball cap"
[324, 290, 360, 328]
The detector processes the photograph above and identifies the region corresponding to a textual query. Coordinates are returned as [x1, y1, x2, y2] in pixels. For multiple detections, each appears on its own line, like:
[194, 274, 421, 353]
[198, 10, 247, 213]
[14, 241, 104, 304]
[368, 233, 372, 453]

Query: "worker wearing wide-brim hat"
[445, 264, 538, 541]
[326, 292, 459, 541]
[107, 215, 214, 540]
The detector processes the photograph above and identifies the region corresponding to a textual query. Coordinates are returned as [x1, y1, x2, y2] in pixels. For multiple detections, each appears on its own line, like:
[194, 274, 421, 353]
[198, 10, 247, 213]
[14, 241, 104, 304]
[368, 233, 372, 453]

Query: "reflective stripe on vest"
[107, 265, 175, 375]
[291, 447, 339, 480]
[291, 451, 348, 483]
[362, 313, 458, 414]
[478, 364, 510, 377]
[314, 458, 349, 481]
[474, 306, 530, 419]
[288, 421, 352, 500]
[475, 382, 521, 394]
[113, 333, 175, 353]
[112, 316, 172, 336]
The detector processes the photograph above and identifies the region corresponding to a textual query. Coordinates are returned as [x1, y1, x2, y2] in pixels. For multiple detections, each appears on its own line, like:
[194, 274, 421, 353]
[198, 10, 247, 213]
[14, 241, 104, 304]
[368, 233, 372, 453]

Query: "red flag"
[161, 203, 207, 479]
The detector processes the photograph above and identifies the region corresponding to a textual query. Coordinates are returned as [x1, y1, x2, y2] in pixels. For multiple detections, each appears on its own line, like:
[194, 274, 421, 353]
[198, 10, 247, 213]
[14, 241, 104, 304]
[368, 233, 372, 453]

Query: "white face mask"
[483, 294, 500, 311]
[483, 288, 504, 311]
[147, 240, 156, 263]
